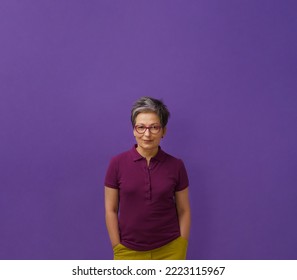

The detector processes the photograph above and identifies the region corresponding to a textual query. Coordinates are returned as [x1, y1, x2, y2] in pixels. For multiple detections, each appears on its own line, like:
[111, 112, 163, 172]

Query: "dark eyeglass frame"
[134, 124, 162, 134]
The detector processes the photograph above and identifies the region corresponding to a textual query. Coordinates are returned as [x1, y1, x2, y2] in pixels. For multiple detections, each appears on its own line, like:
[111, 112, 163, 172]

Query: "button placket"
[143, 159, 158, 201]
[142, 160, 150, 200]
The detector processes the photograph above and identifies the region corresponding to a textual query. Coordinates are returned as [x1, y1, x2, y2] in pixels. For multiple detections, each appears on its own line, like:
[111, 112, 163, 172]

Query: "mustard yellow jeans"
[113, 236, 188, 260]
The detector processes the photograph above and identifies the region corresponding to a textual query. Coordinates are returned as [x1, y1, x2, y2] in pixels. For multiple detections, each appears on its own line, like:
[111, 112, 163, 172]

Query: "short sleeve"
[104, 156, 119, 189]
[175, 159, 189, 192]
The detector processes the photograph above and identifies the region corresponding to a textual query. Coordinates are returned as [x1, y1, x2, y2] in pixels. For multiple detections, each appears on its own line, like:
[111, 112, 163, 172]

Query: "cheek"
[155, 136, 163, 142]
[133, 132, 142, 140]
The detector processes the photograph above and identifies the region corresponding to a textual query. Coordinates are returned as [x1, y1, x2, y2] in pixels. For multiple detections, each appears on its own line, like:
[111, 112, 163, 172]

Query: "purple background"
[1, 0, 296, 260]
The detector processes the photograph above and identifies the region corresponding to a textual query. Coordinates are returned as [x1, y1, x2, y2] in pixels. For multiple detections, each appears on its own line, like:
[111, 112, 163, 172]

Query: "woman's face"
[133, 112, 166, 154]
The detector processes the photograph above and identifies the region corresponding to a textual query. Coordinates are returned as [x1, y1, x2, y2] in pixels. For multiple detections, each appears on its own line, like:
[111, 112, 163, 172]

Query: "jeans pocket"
[113, 243, 122, 252]
[179, 236, 188, 245]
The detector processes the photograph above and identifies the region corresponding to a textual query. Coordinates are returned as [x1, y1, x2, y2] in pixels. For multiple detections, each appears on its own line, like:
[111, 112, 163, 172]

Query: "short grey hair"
[131, 97, 170, 127]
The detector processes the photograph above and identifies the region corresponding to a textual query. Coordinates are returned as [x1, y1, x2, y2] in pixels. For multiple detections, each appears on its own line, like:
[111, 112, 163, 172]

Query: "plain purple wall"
[1, 0, 296, 259]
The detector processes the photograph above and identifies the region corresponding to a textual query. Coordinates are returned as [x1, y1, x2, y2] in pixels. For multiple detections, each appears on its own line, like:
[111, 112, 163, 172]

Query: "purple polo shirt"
[104, 145, 189, 251]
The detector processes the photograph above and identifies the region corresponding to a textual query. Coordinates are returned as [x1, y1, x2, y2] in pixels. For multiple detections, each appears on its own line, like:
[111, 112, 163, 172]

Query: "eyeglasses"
[134, 124, 162, 134]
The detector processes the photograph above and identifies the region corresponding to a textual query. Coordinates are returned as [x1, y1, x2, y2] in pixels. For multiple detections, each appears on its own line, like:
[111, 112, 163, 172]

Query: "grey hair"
[131, 96, 170, 127]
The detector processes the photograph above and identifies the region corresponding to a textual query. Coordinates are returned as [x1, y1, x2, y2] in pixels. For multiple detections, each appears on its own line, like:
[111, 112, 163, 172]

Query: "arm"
[104, 186, 120, 247]
[175, 187, 191, 240]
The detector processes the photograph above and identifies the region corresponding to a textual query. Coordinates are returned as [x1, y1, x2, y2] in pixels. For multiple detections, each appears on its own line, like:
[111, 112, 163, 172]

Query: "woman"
[104, 96, 190, 260]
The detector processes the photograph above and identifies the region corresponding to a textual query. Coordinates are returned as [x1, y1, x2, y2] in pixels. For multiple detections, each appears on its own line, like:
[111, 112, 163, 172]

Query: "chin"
[140, 143, 155, 148]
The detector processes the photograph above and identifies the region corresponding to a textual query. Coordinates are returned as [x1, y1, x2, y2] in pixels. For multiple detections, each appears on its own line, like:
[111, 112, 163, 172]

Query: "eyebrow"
[135, 123, 161, 126]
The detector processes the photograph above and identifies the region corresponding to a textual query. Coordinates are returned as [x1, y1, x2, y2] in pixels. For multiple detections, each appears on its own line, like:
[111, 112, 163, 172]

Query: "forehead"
[135, 112, 160, 124]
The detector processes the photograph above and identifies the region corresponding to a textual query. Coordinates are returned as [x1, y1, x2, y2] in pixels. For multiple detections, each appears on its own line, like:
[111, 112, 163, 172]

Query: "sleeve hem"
[104, 184, 119, 189]
[175, 185, 189, 192]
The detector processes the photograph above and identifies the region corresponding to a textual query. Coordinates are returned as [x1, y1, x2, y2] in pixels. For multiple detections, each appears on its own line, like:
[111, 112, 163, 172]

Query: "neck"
[136, 146, 159, 161]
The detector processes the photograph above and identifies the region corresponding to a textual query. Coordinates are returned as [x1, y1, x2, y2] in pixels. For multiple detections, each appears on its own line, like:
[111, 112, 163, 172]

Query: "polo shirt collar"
[131, 144, 166, 162]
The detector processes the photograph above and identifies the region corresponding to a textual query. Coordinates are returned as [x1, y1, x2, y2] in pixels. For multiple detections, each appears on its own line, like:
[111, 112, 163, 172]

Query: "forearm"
[178, 209, 191, 240]
[105, 211, 120, 247]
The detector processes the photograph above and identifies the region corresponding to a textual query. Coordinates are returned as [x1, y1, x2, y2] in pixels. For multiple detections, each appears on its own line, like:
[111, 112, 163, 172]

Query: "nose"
[144, 128, 152, 136]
